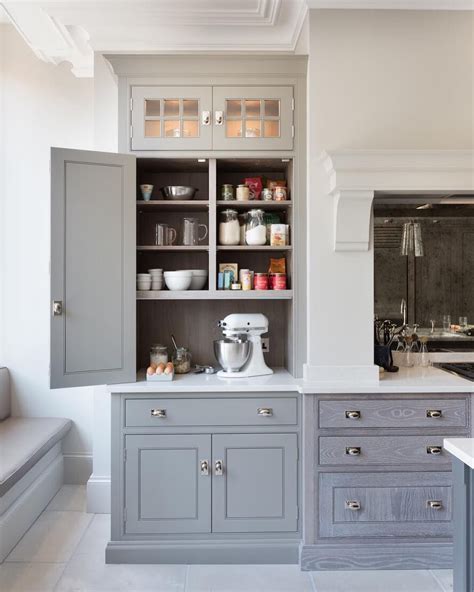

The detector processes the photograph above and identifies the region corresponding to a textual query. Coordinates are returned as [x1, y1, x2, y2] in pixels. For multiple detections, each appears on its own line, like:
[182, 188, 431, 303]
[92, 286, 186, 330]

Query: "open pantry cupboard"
[50, 56, 306, 389]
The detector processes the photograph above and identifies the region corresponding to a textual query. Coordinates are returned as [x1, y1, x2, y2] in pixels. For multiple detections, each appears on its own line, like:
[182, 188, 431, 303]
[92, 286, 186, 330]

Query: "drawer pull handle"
[258, 407, 273, 417]
[346, 447, 361, 456]
[427, 500, 443, 510]
[427, 445, 442, 455]
[345, 410, 361, 420]
[426, 409, 442, 419]
[200, 460, 209, 476]
[150, 409, 166, 418]
[345, 500, 361, 511]
[215, 460, 224, 476]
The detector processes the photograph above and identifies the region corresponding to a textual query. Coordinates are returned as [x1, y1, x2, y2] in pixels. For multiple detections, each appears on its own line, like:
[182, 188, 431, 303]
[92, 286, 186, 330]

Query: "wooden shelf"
[216, 200, 292, 210]
[137, 290, 293, 300]
[217, 245, 292, 251]
[137, 200, 210, 211]
[137, 246, 209, 252]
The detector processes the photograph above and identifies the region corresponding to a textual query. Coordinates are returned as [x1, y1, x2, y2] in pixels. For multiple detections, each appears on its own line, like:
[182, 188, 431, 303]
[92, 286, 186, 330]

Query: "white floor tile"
[309, 570, 443, 592]
[46, 486, 87, 513]
[6, 511, 93, 563]
[0, 562, 66, 591]
[72, 514, 110, 558]
[430, 570, 453, 592]
[54, 554, 186, 592]
[186, 564, 313, 592]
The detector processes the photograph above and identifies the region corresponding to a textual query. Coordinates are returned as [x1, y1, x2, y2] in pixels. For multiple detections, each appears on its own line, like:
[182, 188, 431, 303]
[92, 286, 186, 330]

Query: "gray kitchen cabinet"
[131, 86, 213, 151]
[212, 433, 298, 533]
[50, 148, 136, 388]
[124, 434, 211, 534]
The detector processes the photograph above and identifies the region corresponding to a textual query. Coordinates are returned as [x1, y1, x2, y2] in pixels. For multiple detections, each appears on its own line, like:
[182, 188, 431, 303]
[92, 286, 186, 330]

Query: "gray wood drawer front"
[319, 398, 468, 429]
[319, 472, 452, 538]
[319, 435, 452, 466]
[124, 396, 298, 427]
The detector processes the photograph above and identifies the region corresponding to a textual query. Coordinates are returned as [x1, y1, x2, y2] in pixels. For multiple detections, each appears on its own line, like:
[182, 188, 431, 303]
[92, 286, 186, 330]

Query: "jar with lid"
[150, 344, 168, 366]
[245, 209, 266, 246]
[236, 184, 250, 201]
[172, 347, 192, 374]
[221, 184, 234, 201]
[218, 209, 240, 245]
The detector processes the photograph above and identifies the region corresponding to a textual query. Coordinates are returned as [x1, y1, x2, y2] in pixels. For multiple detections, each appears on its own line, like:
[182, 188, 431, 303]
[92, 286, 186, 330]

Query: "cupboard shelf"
[216, 200, 292, 210]
[137, 200, 210, 211]
[217, 245, 292, 251]
[137, 246, 209, 251]
[137, 290, 293, 300]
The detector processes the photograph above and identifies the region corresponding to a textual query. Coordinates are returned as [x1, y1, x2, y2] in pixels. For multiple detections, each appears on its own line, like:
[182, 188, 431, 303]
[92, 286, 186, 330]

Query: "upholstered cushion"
[0, 368, 11, 421]
[0, 417, 71, 496]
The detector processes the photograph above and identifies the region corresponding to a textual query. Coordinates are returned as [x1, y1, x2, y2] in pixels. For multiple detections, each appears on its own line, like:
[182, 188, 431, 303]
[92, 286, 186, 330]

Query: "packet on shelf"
[244, 177, 263, 200]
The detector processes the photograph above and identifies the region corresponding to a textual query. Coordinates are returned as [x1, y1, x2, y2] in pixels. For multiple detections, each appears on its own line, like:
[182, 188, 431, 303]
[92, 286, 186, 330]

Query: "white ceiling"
[1, 0, 471, 77]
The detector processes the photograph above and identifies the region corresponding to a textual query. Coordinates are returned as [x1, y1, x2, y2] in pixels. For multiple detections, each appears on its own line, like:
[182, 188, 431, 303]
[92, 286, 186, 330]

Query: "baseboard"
[63, 453, 92, 484]
[106, 539, 299, 564]
[87, 474, 110, 514]
[300, 542, 453, 571]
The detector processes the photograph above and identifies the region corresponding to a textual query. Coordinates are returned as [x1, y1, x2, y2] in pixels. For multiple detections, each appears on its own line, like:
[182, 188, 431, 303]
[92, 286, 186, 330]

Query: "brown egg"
[164, 362, 174, 375]
[146, 366, 155, 376]
[156, 363, 165, 375]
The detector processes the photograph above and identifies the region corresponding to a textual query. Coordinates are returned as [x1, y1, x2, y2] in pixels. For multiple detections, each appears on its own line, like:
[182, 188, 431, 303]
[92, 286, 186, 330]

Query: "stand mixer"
[214, 313, 273, 378]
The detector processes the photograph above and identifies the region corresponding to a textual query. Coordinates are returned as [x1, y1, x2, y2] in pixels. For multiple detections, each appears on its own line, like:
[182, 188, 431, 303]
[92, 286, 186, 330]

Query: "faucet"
[399, 298, 408, 333]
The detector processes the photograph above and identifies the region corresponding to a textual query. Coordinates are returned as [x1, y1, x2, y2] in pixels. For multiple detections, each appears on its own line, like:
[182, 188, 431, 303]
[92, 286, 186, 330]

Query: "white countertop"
[444, 438, 474, 469]
[108, 365, 474, 394]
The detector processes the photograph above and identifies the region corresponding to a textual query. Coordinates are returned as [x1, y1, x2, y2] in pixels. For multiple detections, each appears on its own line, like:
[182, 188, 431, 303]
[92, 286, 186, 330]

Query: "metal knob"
[345, 410, 361, 420]
[345, 500, 361, 511]
[427, 500, 443, 510]
[52, 300, 63, 316]
[215, 110, 224, 125]
[426, 409, 442, 419]
[215, 460, 224, 476]
[257, 407, 273, 417]
[200, 460, 209, 476]
[202, 110, 211, 126]
[150, 409, 166, 418]
[427, 445, 442, 455]
[346, 447, 361, 456]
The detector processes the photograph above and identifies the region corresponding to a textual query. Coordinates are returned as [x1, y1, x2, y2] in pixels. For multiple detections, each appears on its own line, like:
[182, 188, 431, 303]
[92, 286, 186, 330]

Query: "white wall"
[305, 9, 474, 380]
[0, 25, 95, 479]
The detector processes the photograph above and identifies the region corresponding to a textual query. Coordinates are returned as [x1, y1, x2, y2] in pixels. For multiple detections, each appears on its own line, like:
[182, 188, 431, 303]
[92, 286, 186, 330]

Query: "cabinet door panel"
[213, 86, 293, 150]
[50, 148, 136, 388]
[125, 434, 211, 534]
[131, 86, 212, 151]
[212, 433, 298, 533]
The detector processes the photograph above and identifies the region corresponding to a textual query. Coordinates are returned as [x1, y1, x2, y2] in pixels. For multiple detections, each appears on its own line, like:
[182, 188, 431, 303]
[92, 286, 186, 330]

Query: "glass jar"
[221, 184, 234, 201]
[218, 209, 240, 245]
[245, 209, 266, 246]
[172, 347, 192, 374]
[236, 184, 249, 201]
[150, 344, 168, 366]
[238, 213, 248, 245]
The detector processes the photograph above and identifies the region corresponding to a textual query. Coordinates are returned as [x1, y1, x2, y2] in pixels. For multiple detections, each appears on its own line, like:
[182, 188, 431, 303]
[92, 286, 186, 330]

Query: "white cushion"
[0, 417, 71, 496]
[0, 368, 10, 421]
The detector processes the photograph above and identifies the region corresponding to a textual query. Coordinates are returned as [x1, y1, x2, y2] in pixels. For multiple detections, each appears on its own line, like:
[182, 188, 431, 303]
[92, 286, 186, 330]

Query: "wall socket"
[261, 338, 270, 352]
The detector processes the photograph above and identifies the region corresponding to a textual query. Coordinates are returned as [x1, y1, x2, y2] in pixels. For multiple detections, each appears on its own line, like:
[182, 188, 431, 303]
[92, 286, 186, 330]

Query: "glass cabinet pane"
[183, 120, 199, 138]
[145, 120, 161, 137]
[264, 120, 280, 138]
[245, 100, 260, 118]
[164, 99, 179, 117]
[164, 121, 180, 137]
[226, 100, 242, 118]
[226, 120, 242, 137]
[264, 99, 280, 117]
[145, 100, 161, 117]
[245, 120, 261, 138]
[183, 99, 199, 117]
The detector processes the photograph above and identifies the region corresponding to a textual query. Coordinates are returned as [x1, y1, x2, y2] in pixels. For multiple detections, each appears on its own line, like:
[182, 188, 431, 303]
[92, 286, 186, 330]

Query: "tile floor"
[0, 485, 453, 592]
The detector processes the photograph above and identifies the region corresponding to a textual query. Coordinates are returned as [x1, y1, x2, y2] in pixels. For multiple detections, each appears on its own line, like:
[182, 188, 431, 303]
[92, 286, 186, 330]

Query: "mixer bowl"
[214, 338, 251, 373]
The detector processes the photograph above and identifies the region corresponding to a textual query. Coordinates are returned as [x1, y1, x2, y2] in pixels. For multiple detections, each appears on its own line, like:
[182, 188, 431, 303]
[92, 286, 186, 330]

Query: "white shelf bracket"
[333, 189, 374, 252]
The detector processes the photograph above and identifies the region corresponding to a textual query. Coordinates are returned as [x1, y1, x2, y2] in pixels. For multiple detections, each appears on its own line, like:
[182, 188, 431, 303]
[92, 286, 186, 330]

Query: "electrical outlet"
[262, 338, 270, 352]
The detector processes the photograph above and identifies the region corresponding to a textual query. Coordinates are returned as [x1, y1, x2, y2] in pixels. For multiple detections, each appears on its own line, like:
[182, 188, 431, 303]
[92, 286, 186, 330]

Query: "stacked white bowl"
[148, 268, 164, 291]
[163, 270, 193, 291]
[137, 273, 152, 291]
[183, 269, 208, 290]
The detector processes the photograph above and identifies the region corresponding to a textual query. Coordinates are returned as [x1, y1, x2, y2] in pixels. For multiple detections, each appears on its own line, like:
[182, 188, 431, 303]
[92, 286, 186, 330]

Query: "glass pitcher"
[182, 217, 208, 246]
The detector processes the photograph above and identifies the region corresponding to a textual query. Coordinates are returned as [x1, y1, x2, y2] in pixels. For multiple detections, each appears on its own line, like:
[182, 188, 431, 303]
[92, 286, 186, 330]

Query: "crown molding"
[306, 0, 474, 9]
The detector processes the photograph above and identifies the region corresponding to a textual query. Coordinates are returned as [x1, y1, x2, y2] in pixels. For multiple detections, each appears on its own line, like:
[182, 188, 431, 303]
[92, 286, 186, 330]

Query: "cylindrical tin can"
[221, 184, 234, 201]
[273, 273, 287, 290]
[262, 188, 273, 201]
[241, 270, 252, 291]
[274, 186, 287, 201]
[254, 273, 268, 290]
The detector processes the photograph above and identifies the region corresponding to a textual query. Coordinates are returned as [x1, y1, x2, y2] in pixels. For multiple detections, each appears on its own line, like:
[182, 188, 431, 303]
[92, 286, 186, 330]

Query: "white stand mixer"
[215, 313, 273, 378]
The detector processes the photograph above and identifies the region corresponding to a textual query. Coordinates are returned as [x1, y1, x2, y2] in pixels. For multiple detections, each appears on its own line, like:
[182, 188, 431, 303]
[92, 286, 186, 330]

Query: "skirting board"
[106, 540, 299, 564]
[300, 542, 453, 571]
[63, 454, 92, 485]
[87, 474, 110, 514]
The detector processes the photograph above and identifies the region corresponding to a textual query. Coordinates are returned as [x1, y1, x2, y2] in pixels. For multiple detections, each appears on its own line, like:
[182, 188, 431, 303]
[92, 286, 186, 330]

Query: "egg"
[156, 363, 165, 375]
[146, 365, 156, 376]
[164, 362, 174, 375]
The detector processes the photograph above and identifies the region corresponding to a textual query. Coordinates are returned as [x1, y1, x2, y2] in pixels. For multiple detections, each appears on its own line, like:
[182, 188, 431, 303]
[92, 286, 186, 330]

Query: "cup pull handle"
[346, 447, 361, 456]
[427, 500, 443, 510]
[150, 409, 166, 418]
[426, 409, 442, 419]
[427, 446, 442, 455]
[345, 500, 361, 511]
[257, 408, 273, 417]
[345, 410, 361, 420]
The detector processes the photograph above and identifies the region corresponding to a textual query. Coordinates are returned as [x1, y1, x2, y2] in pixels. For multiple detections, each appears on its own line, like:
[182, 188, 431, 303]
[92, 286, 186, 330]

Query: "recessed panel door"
[212, 433, 298, 533]
[124, 434, 212, 534]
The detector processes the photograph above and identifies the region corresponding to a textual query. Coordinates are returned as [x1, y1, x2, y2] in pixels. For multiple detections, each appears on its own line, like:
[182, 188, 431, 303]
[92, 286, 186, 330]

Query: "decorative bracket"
[333, 190, 374, 252]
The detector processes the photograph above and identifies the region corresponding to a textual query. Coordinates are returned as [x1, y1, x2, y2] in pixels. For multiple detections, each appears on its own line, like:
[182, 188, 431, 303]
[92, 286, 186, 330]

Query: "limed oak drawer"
[124, 396, 298, 427]
[319, 435, 453, 466]
[319, 398, 468, 429]
[319, 472, 452, 538]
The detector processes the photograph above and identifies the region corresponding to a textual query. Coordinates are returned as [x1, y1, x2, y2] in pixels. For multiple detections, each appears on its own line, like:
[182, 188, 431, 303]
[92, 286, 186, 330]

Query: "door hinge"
[123, 448, 127, 462]
[291, 125, 295, 138]
[291, 97, 295, 111]
[130, 125, 133, 139]
[123, 508, 127, 522]
[130, 97, 133, 111]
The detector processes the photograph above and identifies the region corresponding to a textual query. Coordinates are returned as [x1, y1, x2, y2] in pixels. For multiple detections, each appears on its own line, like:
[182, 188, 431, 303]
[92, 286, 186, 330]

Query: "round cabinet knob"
[426, 409, 442, 419]
[150, 409, 166, 418]
[427, 500, 443, 510]
[345, 500, 361, 511]
[427, 446, 442, 455]
[345, 410, 361, 420]
[346, 447, 361, 456]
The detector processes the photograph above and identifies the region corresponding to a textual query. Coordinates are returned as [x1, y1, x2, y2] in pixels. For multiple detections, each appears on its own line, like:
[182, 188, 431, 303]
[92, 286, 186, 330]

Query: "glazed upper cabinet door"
[212, 86, 294, 151]
[131, 86, 213, 151]
[50, 148, 136, 388]
[212, 433, 298, 533]
[124, 434, 212, 534]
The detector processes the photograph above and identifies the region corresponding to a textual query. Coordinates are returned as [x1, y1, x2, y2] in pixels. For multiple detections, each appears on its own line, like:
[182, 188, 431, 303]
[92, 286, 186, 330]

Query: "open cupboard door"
[50, 148, 136, 388]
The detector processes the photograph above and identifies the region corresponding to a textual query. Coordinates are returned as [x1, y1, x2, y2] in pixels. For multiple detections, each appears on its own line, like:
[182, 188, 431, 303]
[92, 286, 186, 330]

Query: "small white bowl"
[137, 274, 151, 279]
[164, 272, 192, 291]
[148, 268, 163, 273]
[181, 269, 208, 290]
[137, 283, 151, 291]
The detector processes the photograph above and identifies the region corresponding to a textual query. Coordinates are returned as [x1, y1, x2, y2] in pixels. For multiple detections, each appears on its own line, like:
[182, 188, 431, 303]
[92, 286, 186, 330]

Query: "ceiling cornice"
[306, 0, 474, 9]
